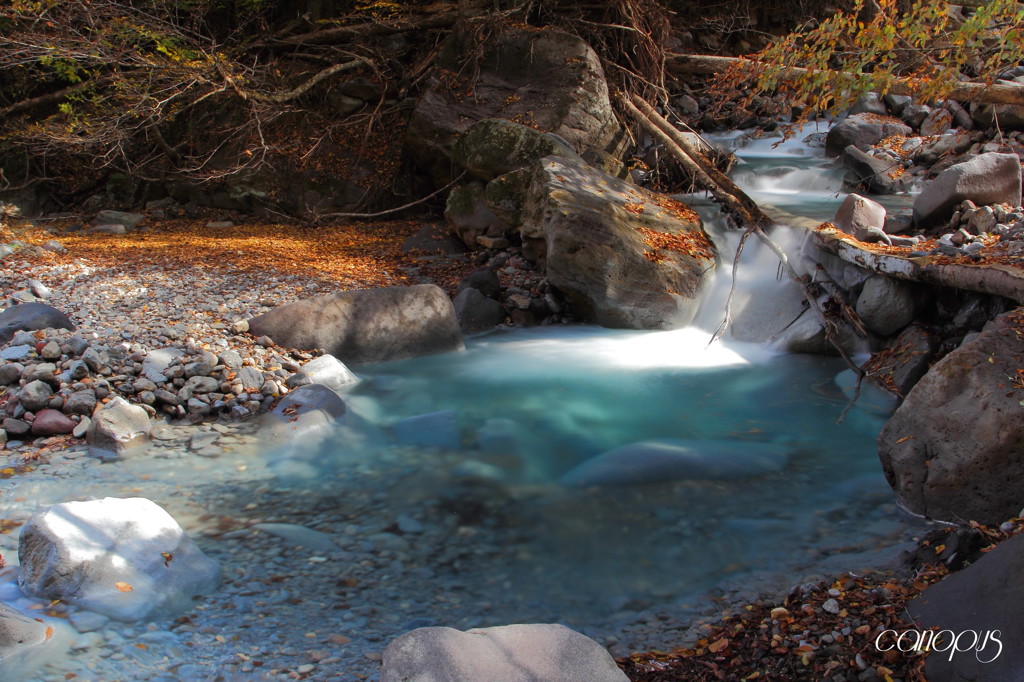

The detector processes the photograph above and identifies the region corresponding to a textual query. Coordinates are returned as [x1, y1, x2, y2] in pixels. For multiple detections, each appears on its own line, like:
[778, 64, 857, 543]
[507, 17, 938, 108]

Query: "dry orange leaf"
[708, 637, 729, 653]
[115, 582, 134, 593]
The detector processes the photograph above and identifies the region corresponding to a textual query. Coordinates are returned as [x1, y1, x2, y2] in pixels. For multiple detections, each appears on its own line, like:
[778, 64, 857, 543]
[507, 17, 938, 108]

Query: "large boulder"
[833, 193, 888, 242]
[444, 181, 510, 248]
[380, 624, 628, 682]
[405, 26, 624, 185]
[0, 302, 75, 345]
[841, 146, 912, 194]
[521, 156, 716, 329]
[825, 113, 912, 157]
[907, 533, 1024, 681]
[247, 285, 464, 365]
[855, 275, 918, 336]
[18, 497, 221, 621]
[453, 118, 581, 181]
[86, 396, 151, 458]
[913, 152, 1022, 229]
[878, 308, 1024, 524]
[452, 287, 506, 333]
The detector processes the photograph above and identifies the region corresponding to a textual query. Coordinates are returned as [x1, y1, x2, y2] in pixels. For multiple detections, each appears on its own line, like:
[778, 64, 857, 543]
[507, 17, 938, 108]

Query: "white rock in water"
[560, 439, 791, 488]
[18, 497, 221, 621]
[381, 623, 629, 682]
[0, 601, 53, 663]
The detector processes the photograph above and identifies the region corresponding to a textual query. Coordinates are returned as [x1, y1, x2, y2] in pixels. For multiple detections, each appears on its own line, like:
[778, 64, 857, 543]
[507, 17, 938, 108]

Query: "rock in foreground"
[18, 497, 221, 621]
[380, 623, 628, 682]
[0, 302, 75, 345]
[248, 284, 464, 365]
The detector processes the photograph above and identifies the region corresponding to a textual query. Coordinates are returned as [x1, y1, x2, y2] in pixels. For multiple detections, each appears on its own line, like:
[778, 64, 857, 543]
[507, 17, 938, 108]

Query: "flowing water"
[0, 128, 930, 679]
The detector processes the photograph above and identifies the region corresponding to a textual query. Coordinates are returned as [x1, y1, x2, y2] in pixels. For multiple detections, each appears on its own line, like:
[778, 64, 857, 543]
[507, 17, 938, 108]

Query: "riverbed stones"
[86, 396, 151, 458]
[30, 409, 76, 436]
[380, 624, 629, 682]
[405, 25, 622, 186]
[18, 379, 52, 412]
[913, 152, 1023, 229]
[521, 155, 716, 329]
[825, 113, 912, 157]
[247, 284, 464, 365]
[284, 354, 358, 393]
[878, 308, 1024, 524]
[855, 275, 917, 336]
[908, 533, 1024, 681]
[0, 302, 75, 344]
[17, 497, 221, 621]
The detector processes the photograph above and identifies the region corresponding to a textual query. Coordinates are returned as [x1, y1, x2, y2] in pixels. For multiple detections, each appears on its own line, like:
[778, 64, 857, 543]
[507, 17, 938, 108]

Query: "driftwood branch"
[242, 59, 369, 104]
[315, 172, 466, 223]
[668, 53, 1024, 108]
[0, 75, 115, 122]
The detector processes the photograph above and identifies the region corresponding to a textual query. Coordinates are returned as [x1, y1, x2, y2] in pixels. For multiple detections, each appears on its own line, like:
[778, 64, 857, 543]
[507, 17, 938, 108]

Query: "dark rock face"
[0, 302, 75, 344]
[452, 288, 505, 334]
[878, 308, 1024, 525]
[247, 284, 465, 365]
[825, 113, 912, 157]
[908, 533, 1024, 682]
[404, 26, 624, 186]
[913, 152, 1022, 229]
[520, 155, 716, 330]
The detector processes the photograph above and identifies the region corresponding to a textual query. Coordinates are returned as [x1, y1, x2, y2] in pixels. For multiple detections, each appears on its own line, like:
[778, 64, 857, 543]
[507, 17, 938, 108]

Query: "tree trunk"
[668, 53, 1024, 108]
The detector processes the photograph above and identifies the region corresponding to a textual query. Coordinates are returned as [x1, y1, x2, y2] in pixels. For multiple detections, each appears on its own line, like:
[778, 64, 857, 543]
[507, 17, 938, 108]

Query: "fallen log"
[668, 53, 1024, 108]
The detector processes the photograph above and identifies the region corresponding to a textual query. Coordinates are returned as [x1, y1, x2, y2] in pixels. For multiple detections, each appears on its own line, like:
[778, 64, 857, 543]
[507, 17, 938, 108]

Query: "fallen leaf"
[115, 582, 134, 593]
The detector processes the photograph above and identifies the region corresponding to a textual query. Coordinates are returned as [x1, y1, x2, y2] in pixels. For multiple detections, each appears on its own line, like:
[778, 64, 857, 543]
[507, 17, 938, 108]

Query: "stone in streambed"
[0, 601, 54, 664]
[30, 409, 76, 436]
[0, 302, 75, 345]
[913, 152, 1022, 229]
[560, 439, 791, 488]
[86, 397, 150, 458]
[17, 497, 220, 622]
[392, 410, 460, 450]
[381, 623, 628, 682]
[284, 354, 358, 393]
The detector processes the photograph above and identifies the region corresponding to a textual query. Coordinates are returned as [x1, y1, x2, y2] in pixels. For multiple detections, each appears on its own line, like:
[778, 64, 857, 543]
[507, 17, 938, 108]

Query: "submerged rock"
[0, 601, 53, 664]
[560, 439, 790, 487]
[381, 624, 628, 682]
[18, 497, 221, 621]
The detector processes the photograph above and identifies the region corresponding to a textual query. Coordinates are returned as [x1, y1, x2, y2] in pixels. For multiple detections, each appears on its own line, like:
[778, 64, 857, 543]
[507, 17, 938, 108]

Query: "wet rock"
[251, 523, 337, 552]
[392, 410, 460, 450]
[86, 396, 151, 458]
[452, 118, 581, 182]
[560, 439, 790, 487]
[381, 624, 628, 682]
[825, 113, 911, 157]
[453, 288, 506, 334]
[0, 601, 53, 664]
[879, 308, 1024, 524]
[0, 302, 75, 344]
[855, 275, 917, 336]
[30, 409, 76, 436]
[248, 284, 465, 365]
[521, 155, 715, 330]
[263, 383, 347, 445]
[913, 153, 1023, 229]
[284, 354, 358, 393]
[909, 533, 1024, 681]
[18, 497, 221, 621]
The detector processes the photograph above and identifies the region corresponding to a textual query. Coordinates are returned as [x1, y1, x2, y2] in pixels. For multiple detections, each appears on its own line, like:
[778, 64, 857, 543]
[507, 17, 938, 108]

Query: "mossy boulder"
[452, 119, 581, 181]
[444, 182, 510, 248]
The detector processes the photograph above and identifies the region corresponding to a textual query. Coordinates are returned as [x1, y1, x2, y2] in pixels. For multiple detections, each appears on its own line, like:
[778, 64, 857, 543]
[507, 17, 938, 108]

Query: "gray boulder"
[453, 118, 581, 181]
[908, 533, 1024, 681]
[18, 497, 220, 621]
[86, 396, 151, 458]
[833, 193, 888, 243]
[878, 309, 1024, 524]
[248, 285, 464, 365]
[444, 182, 510, 248]
[912, 131, 974, 165]
[0, 302, 75, 345]
[285, 354, 359, 393]
[262, 383, 348, 446]
[560, 439, 790, 487]
[453, 288, 506, 333]
[825, 113, 911, 157]
[380, 624, 628, 682]
[913, 152, 1022, 229]
[521, 155, 716, 330]
[94, 210, 145, 229]
[855, 275, 917, 336]
[405, 26, 623, 186]
[865, 324, 938, 396]
[485, 168, 532, 228]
